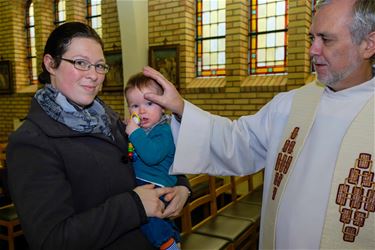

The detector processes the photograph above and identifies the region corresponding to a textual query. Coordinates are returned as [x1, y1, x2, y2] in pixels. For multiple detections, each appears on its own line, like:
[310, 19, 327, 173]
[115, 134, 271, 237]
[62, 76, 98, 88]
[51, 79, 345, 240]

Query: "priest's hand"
[143, 66, 185, 116]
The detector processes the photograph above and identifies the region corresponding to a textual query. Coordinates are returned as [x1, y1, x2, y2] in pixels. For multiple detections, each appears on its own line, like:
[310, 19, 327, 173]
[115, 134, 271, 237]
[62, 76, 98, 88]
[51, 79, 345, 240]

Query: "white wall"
[117, 0, 148, 117]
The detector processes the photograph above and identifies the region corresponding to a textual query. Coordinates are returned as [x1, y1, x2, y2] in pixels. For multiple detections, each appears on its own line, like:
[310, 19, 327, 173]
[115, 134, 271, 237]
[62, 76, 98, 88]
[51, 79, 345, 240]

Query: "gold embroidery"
[272, 127, 299, 200]
[336, 153, 375, 242]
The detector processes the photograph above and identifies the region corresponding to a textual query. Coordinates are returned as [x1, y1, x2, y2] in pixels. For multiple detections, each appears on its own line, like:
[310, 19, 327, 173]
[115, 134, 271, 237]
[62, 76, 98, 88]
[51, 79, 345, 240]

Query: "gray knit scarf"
[35, 84, 113, 139]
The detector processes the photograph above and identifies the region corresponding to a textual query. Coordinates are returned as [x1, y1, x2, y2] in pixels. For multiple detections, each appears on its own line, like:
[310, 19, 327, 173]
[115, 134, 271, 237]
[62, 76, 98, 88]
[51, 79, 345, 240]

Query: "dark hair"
[38, 22, 104, 84]
[124, 72, 164, 99]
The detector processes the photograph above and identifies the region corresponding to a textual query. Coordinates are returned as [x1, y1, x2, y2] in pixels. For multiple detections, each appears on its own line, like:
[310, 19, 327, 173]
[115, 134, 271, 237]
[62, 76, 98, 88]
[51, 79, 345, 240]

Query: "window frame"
[248, 0, 288, 75]
[195, 0, 226, 77]
[25, 0, 38, 85]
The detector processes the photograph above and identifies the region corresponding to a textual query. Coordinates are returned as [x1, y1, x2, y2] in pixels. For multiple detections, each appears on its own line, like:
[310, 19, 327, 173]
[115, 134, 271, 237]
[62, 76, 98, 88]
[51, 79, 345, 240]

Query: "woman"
[6, 22, 190, 250]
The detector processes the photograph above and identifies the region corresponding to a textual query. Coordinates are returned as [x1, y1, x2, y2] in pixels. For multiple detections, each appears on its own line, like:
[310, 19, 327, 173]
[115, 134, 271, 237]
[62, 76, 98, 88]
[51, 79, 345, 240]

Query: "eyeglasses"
[60, 58, 110, 74]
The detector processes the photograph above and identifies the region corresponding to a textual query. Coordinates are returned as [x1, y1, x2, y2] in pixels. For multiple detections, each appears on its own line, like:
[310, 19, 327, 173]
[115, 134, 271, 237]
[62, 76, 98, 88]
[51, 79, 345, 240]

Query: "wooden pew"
[179, 174, 234, 250]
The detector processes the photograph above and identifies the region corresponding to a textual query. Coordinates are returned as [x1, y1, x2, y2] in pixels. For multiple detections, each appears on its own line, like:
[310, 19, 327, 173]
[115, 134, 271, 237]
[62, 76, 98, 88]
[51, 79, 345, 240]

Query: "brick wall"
[0, 0, 314, 142]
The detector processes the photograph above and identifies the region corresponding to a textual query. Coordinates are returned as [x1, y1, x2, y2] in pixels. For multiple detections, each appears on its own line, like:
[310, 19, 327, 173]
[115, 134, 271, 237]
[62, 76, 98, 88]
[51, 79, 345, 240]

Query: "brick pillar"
[226, 0, 248, 88]
[66, 0, 86, 23]
[287, 0, 314, 90]
[34, 0, 54, 79]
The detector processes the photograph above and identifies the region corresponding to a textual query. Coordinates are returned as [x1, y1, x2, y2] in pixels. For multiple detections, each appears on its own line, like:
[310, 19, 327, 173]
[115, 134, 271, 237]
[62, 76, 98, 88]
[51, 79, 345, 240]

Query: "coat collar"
[26, 98, 128, 149]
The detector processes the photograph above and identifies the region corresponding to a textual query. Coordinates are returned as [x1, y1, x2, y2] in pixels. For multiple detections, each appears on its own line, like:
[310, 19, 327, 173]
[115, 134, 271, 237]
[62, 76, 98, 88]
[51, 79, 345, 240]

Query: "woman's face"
[48, 37, 106, 107]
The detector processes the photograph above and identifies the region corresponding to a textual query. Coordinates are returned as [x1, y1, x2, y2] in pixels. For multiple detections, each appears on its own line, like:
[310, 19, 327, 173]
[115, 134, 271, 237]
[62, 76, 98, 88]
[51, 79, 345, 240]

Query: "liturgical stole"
[262, 81, 375, 249]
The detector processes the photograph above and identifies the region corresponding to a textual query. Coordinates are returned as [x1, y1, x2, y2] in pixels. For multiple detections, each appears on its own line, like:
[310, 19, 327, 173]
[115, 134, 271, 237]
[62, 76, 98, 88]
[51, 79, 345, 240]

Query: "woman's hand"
[133, 184, 173, 217]
[143, 66, 185, 115]
[162, 185, 190, 218]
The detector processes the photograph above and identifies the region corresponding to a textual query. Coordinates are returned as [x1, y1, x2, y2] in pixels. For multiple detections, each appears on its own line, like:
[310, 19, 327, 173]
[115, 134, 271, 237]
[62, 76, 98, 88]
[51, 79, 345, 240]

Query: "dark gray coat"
[6, 98, 188, 250]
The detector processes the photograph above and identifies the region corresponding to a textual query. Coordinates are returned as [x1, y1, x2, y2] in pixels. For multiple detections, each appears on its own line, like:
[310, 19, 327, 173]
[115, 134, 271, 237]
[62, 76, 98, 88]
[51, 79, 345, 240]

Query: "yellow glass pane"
[251, 37, 256, 48]
[218, 9, 225, 22]
[97, 28, 102, 38]
[202, 0, 210, 11]
[31, 46, 36, 57]
[274, 66, 285, 72]
[258, 49, 266, 62]
[211, 52, 218, 65]
[217, 69, 225, 74]
[203, 40, 210, 52]
[203, 53, 210, 66]
[31, 37, 36, 48]
[211, 11, 218, 23]
[197, 1, 202, 12]
[276, 16, 285, 30]
[276, 32, 285, 46]
[258, 4, 266, 18]
[257, 68, 267, 74]
[266, 48, 275, 62]
[218, 38, 225, 51]
[218, 0, 226, 9]
[203, 25, 210, 38]
[258, 34, 266, 48]
[252, 19, 256, 31]
[210, 24, 218, 37]
[29, 3, 34, 15]
[202, 71, 211, 76]
[267, 3, 276, 16]
[258, 18, 266, 32]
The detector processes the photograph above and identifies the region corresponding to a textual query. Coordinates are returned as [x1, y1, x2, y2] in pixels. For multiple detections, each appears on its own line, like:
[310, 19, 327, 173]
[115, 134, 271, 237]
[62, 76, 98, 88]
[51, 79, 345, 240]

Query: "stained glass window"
[26, 1, 37, 84]
[87, 0, 102, 37]
[54, 0, 66, 26]
[196, 0, 226, 77]
[248, 0, 288, 75]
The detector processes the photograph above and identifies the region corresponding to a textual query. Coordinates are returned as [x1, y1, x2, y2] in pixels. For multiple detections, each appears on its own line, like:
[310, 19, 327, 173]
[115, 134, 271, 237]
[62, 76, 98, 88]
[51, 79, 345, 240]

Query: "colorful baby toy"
[128, 112, 140, 161]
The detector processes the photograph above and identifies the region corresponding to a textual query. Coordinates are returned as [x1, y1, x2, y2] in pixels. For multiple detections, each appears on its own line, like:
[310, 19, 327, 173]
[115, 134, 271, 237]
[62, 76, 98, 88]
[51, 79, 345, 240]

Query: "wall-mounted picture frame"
[0, 60, 12, 94]
[149, 44, 180, 89]
[102, 51, 123, 92]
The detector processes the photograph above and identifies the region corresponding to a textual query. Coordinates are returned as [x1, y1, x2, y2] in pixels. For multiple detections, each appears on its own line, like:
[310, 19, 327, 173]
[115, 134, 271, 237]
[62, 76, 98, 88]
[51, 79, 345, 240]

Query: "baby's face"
[126, 86, 164, 128]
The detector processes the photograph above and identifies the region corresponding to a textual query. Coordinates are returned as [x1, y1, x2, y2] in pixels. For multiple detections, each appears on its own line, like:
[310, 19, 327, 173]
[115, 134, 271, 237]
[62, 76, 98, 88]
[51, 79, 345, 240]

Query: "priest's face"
[309, 0, 369, 91]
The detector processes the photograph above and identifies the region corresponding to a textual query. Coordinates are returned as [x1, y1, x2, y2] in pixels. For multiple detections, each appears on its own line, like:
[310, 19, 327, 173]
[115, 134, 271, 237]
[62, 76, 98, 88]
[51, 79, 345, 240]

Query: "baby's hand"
[125, 116, 140, 135]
